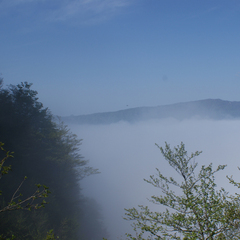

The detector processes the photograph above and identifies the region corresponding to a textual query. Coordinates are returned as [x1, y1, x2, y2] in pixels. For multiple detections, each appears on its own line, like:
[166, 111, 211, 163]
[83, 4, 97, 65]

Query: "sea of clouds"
[69, 118, 240, 239]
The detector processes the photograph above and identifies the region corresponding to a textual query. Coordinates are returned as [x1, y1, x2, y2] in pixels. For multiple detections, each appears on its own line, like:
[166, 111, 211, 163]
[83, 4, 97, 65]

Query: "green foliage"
[44, 230, 59, 240]
[125, 142, 240, 239]
[0, 144, 50, 213]
[0, 81, 101, 239]
[0, 142, 13, 180]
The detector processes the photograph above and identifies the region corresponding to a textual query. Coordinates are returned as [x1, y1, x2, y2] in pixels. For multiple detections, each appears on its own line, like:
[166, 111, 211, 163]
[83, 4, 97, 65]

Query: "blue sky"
[0, 0, 240, 116]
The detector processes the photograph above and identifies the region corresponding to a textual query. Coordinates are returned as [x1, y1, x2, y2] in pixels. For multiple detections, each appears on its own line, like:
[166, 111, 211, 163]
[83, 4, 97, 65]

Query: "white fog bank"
[69, 119, 240, 239]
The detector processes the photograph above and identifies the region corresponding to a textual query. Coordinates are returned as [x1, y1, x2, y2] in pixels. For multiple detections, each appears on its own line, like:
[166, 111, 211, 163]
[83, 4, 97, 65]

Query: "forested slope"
[0, 81, 108, 239]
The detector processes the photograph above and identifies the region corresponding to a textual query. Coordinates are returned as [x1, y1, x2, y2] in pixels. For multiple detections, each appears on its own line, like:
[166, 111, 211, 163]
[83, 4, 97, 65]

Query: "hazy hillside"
[62, 99, 240, 125]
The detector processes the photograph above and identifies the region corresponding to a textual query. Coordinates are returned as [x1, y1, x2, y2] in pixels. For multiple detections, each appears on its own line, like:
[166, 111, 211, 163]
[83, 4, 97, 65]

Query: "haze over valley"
[67, 101, 240, 239]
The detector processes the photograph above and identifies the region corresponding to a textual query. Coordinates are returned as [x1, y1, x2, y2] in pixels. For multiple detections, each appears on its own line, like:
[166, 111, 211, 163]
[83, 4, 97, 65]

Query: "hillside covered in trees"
[0, 80, 109, 239]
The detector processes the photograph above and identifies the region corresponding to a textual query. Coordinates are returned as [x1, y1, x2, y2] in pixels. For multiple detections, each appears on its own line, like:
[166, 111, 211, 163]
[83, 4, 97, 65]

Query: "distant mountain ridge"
[62, 99, 240, 125]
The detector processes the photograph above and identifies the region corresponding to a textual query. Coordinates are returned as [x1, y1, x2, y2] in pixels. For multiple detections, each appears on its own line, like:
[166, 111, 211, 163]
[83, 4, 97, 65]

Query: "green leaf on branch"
[125, 142, 240, 239]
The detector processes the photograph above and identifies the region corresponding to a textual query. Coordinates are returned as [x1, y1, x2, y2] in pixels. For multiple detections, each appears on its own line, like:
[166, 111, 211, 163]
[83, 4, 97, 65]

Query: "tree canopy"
[125, 142, 240, 240]
[0, 81, 106, 239]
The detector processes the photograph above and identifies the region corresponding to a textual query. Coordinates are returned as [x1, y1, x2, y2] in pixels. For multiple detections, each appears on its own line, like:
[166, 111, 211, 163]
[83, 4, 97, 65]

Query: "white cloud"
[0, 0, 43, 7]
[48, 0, 133, 24]
[69, 119, 240, 239]
[0, 0, 135, 24]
